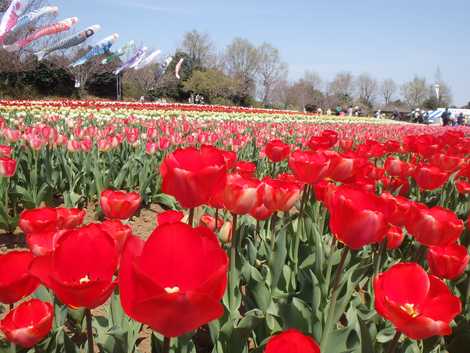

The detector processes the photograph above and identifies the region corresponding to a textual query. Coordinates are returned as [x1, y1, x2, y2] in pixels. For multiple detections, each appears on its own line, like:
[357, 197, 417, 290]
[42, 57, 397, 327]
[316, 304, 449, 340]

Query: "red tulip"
[339, 139, 354, 151]
[160, 146, 226, 208]
[56, 207, 86, 229]
[314, 180, 336, 206]
[250, 203, 274, 221]
[385, 225, 404, 249]
[0, 251, 39, 304]
[119, 222, 228, 337]
[235, 161, 257, 178]
[406, 204, 464, 247]
[262, 177, 301, 212]
[384, 157, 412, 178]
[221, 150, 237, 170]
[219, 220, 233, 243]
[0, 299, 53, 348]
[265, 139, 290, 162]
[308, 130, 337, 150]
[384, 140, 402, 153]
[156, 210, 184, 226]
[457, 163, 470, 179]
[322, 129, 339, 146]
[328, 185, 389, 250]
[0, 145, 12, 158]
[30, 224, 118, 309]
[455, 180, 470, 194]
[288, 150, 330, 185]
[277, 172, 303, 185]
[383, 176, 410, 197]
[200, 214, 224, 231]
[19, 208, 58, 235]
[374, 263, 461, 339]
[381, 193, 413, 227]
[427, 244, 469, 280]
[26, 230, 68, 257]
[0, 157, 16, 177]
[430, 153, 464, 173]
[325, 151, 360, 182]
[224, 174, 263, 215]
[100, 189, 142, 220]
[264, 329, 320, 353]
[99, 219, 133, 253]
[413, 164, 449, 191]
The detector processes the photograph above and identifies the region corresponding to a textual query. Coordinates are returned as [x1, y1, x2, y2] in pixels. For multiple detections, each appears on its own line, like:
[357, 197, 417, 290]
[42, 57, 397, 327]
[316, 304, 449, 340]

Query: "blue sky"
[55, 0, 470, 105]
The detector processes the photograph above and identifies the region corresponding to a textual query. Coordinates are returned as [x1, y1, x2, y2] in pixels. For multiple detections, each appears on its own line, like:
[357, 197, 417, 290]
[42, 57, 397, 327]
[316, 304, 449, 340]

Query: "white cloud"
[118, 1, 184, 14]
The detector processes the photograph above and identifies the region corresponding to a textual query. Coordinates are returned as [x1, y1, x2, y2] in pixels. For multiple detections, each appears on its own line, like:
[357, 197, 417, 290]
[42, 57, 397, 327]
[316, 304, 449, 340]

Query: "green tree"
[151, 52, 193, 101]
[183, 69, 237, 104]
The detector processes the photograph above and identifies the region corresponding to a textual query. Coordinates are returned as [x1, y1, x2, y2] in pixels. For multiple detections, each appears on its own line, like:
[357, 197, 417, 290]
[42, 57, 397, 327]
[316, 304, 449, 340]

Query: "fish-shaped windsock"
[35, 24, 100, 61]
[114, 47, 147, 75]
[175, 58, 184, 79]
[3, 16, 78, 52]
[9, 6, 59, 36]
[70, 33, 119, 67]
[162, 55, 173, 70]
[101, 40, 135, 65]
[133, 49, 161, 70]
[0, 0, 33, 44]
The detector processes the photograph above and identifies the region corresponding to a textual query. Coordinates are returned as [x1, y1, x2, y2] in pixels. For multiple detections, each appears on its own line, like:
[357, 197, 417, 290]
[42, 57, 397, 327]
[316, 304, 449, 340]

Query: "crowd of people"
[408, 108, 468, 126]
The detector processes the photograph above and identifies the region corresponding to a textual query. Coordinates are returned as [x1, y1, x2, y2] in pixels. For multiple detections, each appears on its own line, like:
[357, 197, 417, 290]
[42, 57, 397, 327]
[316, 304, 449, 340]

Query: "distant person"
[375, 110, 381, 119]
[441, 108, 451, 126]
[422, 111, 430, 124]
[326, 108, 332, 116]
[457, 113, 465, 125]
[355, 106, 362, 116]
[335, 106, 342, 116]
[414, 109, 422, 123]
[347, 106, 353, 116]
[317, 107, 323, 115]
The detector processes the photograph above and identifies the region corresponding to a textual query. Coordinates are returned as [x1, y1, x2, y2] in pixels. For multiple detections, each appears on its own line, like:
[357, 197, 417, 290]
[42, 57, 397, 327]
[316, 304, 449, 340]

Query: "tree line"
[0, 23, 466, 112]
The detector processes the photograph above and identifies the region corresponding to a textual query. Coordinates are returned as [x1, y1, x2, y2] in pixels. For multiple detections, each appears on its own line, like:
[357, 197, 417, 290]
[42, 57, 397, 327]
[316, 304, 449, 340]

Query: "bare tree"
[270, 79, 291, 109]
[257, 42, 287, 105]
[284, 78, 324, 112]
[380, 79, 397, 105]
[126, 64, 158, 95]
[356, 73, 378, 107]
[224, 37, 260, 99]
[303, 70, 323, 92]
[401, 76, 428, 108]
[180, 30, 215, 69]
[329, 72, 354, 99]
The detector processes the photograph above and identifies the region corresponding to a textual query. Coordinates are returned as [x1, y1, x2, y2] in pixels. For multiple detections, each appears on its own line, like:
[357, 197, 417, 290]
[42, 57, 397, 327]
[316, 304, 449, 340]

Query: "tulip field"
[0, 100, 470, 353]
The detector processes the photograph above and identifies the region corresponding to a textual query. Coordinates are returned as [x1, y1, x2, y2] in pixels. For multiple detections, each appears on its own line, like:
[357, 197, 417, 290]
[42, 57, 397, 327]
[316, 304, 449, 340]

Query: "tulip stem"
[9, 303, 13, 311]
[320, 246, 349, 352]
[386, 331, 401, 353]
[374, 240, 387, 276]
[162, 336, 170, 353]
[85, 309, 94, 353]
[231, 213, 238, 249]
[188, 208, 194, 227]
[465, 273, 470, 310]
[215, 208, 219, 229]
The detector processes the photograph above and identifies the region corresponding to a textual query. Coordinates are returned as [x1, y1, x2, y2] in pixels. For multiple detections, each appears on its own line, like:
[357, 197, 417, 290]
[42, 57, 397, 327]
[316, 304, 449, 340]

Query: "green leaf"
[270, 227, 287, 291]
[376, 327, 396, 343]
